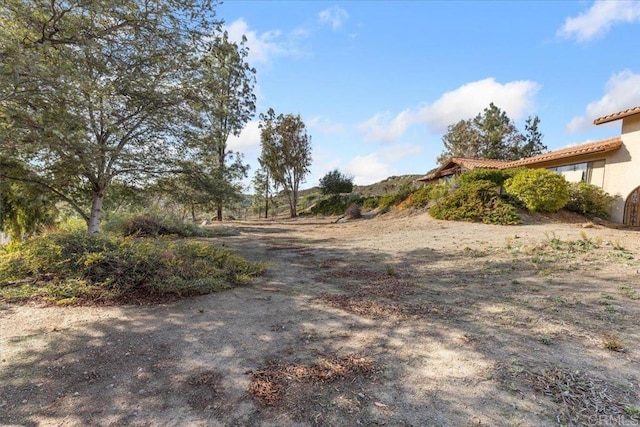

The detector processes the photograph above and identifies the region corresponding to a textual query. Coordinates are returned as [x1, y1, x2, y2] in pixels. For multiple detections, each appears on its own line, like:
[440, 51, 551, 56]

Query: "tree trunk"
[216, 203, 223, 222]
[88, 190, 105, 235]
[191, 202, 197, 222]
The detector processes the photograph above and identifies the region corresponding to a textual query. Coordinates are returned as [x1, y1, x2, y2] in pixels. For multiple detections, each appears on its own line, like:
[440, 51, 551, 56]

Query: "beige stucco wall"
[523, 114, 640, 222]
[601, 115, 640, 222]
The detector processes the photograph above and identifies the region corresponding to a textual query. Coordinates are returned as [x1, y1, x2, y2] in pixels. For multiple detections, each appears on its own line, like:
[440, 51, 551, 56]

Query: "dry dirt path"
[2, 213, 640, 426]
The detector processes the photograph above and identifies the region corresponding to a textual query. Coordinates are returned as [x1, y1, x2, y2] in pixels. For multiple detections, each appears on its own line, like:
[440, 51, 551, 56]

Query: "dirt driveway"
[2, 212, 640, 426]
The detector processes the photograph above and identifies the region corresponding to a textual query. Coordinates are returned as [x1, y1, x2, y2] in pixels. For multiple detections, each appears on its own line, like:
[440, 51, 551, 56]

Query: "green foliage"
[0, 230, 266, 303]
[504, 169, 569, 212]
[437, 104, 547, 164]
[361, 197, 380, 210]
[0, 181, 57, 240]
[521, 115, 547, 158]
[311, 195, 363, 216]
[429, 180, 520, 225]
[457, 167, 524, 187]
[565, 182, 615, 219]
[378, 183, 413, 210]
[259, 109, 312, 217]
[319, 169, 354, 195]
[0, 0, 221, 234]
[102, 213, 238, 238]
[404, 186, 433, 208]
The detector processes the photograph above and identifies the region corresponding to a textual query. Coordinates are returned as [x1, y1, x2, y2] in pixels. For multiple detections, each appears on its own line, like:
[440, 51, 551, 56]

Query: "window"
[548, 160, 605, 186]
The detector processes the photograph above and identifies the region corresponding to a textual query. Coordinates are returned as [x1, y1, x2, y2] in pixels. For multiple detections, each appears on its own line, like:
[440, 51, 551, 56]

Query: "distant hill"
[297, 174, 424, 199]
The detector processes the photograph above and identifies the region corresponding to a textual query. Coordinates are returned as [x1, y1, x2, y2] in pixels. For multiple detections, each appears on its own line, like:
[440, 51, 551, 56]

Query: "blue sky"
[220, 0, 640, 188]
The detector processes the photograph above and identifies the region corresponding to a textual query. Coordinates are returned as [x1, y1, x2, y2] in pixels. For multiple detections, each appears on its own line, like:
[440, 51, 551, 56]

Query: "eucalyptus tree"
[259, 109, 312, 218]
[188, 31, 256, 222]
[0, 0, 219, 234]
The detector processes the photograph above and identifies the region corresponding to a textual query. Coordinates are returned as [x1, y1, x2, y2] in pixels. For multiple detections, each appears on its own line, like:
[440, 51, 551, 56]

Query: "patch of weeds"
[385, 265, 398, 277]
[611, 248, 634, 261]
[603, 336, 625, 352]
[620, 285, 639, 300]
[539, 336, 553, 345]
[462, 247, 488, 258]
[625, 406, 640, 418]
[598, 295, 614, 305]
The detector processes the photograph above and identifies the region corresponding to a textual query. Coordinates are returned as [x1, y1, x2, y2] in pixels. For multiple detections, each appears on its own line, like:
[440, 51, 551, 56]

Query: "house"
[418, 106, 640, 226]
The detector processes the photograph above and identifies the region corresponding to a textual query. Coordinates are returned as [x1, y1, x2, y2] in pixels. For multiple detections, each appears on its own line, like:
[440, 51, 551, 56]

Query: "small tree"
[519, 116, 547, 158]
[319, 169, 354, 195]
[504, 169, 569, 212]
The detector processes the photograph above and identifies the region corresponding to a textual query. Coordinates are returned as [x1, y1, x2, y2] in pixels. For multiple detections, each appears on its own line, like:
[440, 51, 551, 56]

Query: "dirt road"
[2, 212, 639, 426]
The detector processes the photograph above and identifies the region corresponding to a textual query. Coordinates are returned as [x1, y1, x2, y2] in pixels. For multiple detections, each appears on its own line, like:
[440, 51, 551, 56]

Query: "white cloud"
[344, 144, 423, 185]
[558, 0, 640, 42]
[225, 18, 307, 64]
[345, 153, 395, 185]
[319, 6, 349, 30]
[227, 120, 261, 151]
[566, 70, 640, 133]
[307, 116, 347, 135]
[359, 78, 540, 142]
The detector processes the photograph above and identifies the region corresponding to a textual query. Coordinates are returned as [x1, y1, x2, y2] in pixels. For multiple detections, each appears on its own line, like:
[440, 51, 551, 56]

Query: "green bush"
[458, 167, 524, 187]
[103, 212, 236, 238]
[361, 197, 379, 210]
[0, 230, 266, 304]
[377, 183, 414, 210]
[404, 186, 432, 208]
[311, 195, 363, 216]
[504, 169, 569, 212]
[565, 182, 615, 219]
[429, 180, 520, 225]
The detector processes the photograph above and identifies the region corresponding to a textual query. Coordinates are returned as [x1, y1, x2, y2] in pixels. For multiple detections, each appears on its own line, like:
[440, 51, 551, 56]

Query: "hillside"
[298, 174, 424, 199]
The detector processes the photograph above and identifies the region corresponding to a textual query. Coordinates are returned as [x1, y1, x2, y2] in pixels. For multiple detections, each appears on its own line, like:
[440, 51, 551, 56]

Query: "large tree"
[0, 0, 219, 234]
[438, 103, 545, 164]
[189, 31, 256, 222]
[437, 119, 484, 164]
[259, 109, 312, 218]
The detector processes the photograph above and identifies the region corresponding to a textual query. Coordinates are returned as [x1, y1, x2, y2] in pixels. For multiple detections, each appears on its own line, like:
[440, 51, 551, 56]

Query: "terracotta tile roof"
[418, 136, 623, 182]
[453, 158, 512, 169]
[507, 136, 622, 167]
[593, 106, 640, 125]
[417, 157, 511, 181]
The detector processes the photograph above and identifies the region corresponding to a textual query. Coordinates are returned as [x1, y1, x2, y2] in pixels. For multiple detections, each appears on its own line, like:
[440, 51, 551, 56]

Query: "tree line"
[0, 0, 313, 237]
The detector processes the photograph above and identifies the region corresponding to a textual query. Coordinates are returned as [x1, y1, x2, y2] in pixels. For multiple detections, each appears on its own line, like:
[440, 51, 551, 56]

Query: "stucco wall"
[602, 115, 640, 222]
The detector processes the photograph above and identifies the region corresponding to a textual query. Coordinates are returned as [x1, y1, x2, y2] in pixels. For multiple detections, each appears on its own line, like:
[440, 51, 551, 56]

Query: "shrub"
[565, 182, 615, 219]
[0, 230, 266, 304]
[103, 212, 234, 238]
[311, 195, 363, 216]
[404, 186, 432, 209]
[361, 197, 379, 210]
[345, 203, 362, 219]
[378, 183, 414, 210]
[504, 169, 569, 212]
[429, 180, 520, 225]
[458, 167, 524, 187]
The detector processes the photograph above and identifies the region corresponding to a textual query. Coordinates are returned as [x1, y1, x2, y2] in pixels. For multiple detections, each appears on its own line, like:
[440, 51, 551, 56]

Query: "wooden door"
[624, 186, 640, 226]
